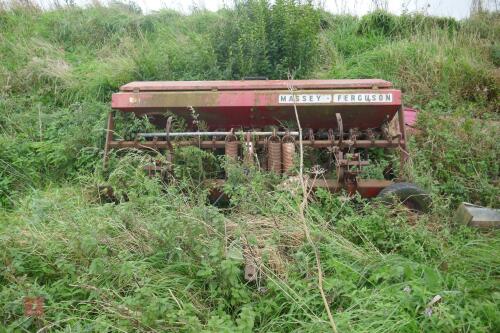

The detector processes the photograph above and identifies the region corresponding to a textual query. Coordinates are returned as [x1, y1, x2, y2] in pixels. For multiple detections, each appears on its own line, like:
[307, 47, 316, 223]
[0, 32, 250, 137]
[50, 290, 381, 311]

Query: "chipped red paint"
[111, 86, 402, 130]
[311, 179, 393, 197]
[208, 179, 392, 198]
[404, 107, 419, 127]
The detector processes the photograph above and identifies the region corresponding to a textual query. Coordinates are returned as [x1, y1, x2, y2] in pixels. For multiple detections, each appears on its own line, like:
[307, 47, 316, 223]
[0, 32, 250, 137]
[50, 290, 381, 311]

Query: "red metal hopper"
[111, 79, 401, 130]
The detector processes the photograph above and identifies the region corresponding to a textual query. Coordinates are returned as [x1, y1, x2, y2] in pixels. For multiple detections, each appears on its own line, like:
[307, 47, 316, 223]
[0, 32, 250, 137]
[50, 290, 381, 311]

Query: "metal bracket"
[164, 116, 174, 172]
[328, 128, 335, 146]
[165, 116, 174, 151]
[308, 128, 315, 147]
[211, 136, 217, 151]
[382, 123, 392, 143]
[366, 128, 376, 144]
[336, 113, 343, 146]
[349, 128, 359, 145]
[244, 132, 254, 165]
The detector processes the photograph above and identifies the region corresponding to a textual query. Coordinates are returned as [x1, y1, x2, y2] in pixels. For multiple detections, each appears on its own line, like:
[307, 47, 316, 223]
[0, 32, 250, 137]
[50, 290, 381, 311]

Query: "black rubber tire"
[377, 182, 431, 213]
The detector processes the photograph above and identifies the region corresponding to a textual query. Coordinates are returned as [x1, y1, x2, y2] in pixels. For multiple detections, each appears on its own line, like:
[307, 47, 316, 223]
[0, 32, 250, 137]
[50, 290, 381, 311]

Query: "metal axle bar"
[109, 139, 403, 149]
[139, 131, 300, 138]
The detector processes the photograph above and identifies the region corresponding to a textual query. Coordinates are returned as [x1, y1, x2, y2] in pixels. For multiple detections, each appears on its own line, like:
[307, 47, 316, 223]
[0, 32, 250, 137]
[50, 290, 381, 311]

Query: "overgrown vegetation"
[0, 1, 499, 332]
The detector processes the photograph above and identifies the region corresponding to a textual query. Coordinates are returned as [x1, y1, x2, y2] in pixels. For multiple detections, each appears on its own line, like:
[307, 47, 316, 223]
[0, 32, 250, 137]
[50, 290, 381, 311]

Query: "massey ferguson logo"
[333, 93, 393, 103]
[278, 94, 332, 104]
[278, 93, 393, 104]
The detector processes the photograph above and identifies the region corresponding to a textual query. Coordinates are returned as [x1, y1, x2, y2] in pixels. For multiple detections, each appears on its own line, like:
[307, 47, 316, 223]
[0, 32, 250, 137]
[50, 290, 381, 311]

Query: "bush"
[357, 10, 399, 37]
[211, 0, 320, 79]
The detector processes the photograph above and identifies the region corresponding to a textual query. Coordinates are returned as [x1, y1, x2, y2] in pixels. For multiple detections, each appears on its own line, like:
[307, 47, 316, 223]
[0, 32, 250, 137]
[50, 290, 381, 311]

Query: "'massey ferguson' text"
[332, 93, 393, 103]
[278, 93, 393, 104]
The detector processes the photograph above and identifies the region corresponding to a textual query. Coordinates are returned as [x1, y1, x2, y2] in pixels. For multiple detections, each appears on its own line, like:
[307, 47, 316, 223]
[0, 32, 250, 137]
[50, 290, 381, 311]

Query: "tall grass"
[1, 160, 498, 332]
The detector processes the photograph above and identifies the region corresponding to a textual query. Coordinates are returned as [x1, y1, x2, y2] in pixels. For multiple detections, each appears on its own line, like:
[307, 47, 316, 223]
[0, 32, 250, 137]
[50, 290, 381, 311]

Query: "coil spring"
[225, 135, 238, 161]
[267, 136, 282, 173]
[282, 136, 295, 174]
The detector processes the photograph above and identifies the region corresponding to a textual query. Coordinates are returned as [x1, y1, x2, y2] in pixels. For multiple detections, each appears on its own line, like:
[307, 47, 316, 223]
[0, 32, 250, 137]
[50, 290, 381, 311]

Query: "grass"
[0, 1, 499, 332]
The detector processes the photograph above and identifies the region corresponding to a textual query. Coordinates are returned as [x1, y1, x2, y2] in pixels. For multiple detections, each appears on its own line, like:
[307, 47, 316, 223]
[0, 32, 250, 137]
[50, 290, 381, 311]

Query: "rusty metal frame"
[103, 111, 115, 169]
[104, 136, 403, 197]
[107, 139, 403, 149]
[102, 126, 406, 197]
[397, 103, 408, 178]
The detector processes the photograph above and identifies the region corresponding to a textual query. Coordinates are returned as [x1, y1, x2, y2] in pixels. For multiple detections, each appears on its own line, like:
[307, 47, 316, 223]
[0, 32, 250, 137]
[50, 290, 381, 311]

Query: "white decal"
[332, 93, 393, 103]
[278, 94, 332, 104]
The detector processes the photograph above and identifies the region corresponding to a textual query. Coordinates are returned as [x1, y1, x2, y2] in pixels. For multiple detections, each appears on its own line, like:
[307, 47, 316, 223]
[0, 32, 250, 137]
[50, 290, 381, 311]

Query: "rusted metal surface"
[311, 179, 393, 197]
[282, 135, 295, 174]
[144, 164, 167, 178]
[244, 259, 258, 282]
[111, 89, 402, 130]
[139, 131, 300, 138]
[334, 150, 368, 195]
[243, 132, 254, 166]
[397, 104, 408, 177]
[267, 135, 282, 173]
[108, 139, 403, 149]
[208, 179, 393, 198]
[225, 134, 239, 161]
[120, 79, 393, 92]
